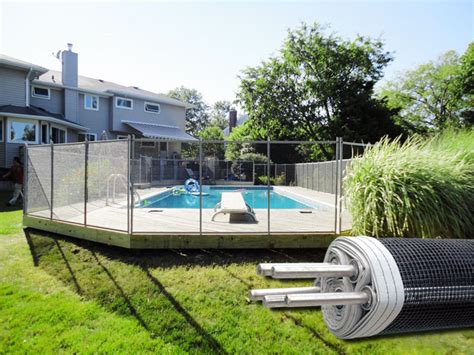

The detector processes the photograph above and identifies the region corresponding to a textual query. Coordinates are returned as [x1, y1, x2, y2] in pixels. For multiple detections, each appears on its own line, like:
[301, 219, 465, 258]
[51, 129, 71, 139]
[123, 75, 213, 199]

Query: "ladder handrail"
[106, 173, 141, 206]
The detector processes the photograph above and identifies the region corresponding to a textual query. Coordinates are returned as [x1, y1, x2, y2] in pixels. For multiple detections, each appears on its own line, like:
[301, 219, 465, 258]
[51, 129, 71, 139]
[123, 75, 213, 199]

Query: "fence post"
[84, 141, 88, 226]
[50, 143, 54, 220]
[334, 137, 340, 234]
[337, 138, 344, 234]
[127, 136, 131, 234]
[199, 139, 203, 236]
[23, 144, 28, 216]
[267, 137, 271, 235]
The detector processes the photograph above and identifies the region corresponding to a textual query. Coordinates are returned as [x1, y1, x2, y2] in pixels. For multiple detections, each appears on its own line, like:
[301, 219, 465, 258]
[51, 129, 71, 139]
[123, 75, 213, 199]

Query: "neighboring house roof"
[123, 120, 197, 141]
[223, 114, 249, 136]
[35, 69, 192, 109]
[0, 54, 48, 74]
[0, 105, 88, 131]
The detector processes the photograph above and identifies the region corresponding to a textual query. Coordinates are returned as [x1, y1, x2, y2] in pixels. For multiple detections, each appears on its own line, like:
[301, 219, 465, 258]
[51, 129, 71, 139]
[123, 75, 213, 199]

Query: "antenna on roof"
[51, 50, 61, 62]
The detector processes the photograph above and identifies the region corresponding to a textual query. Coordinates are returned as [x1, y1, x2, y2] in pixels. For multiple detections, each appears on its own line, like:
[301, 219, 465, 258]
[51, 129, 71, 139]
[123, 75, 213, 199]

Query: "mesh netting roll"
[320, 237, 474, 339]
[251, 236, 474, 339]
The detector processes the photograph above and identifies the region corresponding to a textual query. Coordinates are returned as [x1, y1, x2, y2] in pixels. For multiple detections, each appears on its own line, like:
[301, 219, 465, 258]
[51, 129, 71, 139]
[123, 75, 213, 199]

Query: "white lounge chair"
[212, 192, 257, 222]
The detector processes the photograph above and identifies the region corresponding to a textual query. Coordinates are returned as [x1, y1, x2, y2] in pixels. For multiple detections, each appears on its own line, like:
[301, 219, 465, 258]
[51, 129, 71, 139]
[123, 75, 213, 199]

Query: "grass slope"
[0, 199, 473, 353]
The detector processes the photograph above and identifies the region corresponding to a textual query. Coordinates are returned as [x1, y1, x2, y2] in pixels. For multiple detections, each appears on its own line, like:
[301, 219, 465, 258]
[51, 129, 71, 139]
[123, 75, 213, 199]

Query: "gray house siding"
[111, 97, 187, 133]
[0, 68, 26, 106]
[30, 87, 64, 114]
[77, 94, 111, 138]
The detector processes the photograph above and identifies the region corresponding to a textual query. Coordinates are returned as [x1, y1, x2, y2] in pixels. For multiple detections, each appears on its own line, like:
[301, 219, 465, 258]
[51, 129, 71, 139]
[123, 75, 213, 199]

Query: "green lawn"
[0, 197, 473, 353]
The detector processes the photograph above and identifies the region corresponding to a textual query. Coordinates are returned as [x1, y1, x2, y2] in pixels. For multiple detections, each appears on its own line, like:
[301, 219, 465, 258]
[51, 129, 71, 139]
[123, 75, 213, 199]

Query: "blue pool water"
[140, 186, 316, 209]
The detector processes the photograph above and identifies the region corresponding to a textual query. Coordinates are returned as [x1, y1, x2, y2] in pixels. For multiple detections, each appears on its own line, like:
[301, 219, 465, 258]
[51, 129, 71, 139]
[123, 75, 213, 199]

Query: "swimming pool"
[140, 186, 317, 209]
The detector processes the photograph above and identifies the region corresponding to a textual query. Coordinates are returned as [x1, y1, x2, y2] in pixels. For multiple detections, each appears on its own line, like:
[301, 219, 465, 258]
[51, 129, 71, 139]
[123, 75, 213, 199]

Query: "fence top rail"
[26, 138, 128, 149]
[343, 142, 371, 147]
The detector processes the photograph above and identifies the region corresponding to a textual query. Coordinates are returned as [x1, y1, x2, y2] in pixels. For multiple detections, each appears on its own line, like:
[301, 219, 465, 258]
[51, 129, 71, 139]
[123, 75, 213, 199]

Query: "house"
[0, 44, 195, 169]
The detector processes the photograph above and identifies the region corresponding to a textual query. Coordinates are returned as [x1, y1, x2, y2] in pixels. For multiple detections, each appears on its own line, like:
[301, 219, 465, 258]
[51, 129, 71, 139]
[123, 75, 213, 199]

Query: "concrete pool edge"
[23, 215, 339, 249]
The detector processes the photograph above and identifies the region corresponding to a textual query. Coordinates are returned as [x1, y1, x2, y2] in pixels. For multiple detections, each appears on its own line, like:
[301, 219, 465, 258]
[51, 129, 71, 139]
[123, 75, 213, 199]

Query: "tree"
[166, 86, 210, 135]
[224, 123, 254, 160]
[380, 47, 473, 131]
[237, 22, 403, 160]
[198, 125, 225, 158]
[209, 100, 233, 130]
[458, 43, 474, 126]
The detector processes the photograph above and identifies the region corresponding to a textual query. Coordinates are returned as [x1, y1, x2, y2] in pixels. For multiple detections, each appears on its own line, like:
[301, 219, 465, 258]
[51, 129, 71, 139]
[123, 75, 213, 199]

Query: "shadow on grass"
[0, 190, 23, 212]
[24, 228, 327, 353]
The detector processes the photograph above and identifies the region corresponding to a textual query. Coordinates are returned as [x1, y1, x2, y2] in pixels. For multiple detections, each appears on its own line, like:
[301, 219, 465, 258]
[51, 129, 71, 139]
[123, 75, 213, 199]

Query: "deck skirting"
[23, 215, 337, 249]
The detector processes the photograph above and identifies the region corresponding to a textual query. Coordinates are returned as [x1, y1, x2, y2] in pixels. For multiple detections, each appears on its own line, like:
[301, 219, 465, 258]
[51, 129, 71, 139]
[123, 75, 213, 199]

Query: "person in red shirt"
[3, 157, 24, 206]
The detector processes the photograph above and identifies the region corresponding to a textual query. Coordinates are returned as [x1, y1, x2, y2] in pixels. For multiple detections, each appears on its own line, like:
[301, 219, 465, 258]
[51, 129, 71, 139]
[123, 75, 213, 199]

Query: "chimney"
[61, 43, 78, 87]
[229, 109, 237, 133]
[61, 43, 79, 122]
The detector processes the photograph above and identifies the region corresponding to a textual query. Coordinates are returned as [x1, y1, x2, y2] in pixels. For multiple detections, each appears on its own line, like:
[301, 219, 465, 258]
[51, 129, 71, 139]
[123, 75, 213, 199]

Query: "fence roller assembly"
[285, 292, 369, 308]
[249, 236, 474, 339]
[270, 264, 356, 279]
[249, 286, 321, 301]
[257, 263, 323, 277]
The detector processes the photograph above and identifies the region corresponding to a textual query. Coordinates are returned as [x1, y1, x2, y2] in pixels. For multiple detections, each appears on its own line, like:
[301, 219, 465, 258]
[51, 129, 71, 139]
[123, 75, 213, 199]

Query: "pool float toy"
[172, 187, 187, 195]
[184, 178, 200, 193]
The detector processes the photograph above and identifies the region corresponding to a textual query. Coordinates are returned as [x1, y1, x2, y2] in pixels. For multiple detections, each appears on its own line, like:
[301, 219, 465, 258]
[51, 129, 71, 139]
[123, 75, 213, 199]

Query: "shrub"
[344, 130, 474, 238]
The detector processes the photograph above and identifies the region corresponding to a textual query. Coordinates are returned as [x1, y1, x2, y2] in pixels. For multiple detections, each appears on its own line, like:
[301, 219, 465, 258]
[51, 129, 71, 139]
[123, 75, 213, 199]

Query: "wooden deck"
[24, 186, 351, 249]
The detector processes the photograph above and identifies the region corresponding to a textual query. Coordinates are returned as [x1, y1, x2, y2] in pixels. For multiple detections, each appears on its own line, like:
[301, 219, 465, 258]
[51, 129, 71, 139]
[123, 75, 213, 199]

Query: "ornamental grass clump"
[344, 130, 474, 238]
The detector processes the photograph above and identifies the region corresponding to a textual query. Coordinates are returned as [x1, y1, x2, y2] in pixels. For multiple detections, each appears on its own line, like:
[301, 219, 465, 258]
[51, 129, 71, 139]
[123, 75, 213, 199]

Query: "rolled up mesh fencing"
[250, 237, 474, 339]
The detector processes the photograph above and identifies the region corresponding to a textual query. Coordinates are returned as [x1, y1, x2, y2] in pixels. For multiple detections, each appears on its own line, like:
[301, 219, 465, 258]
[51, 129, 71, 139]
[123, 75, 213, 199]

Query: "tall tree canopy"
[209, 100, 233, 130]
[198, 125, 225, 158]
[166, 86, 210, 135]
[380, 45, 474, 132]
[237, 22, 403, 158]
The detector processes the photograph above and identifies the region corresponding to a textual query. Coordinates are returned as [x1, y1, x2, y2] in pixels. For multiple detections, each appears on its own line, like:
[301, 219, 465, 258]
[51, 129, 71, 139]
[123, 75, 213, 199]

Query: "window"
[78, 133, 97, 142]
[140, 140, 156, 148]
[51, 126, 67, 144]
[115, 97, 133, 109]
[41, 123, 49, 144]
[159, 142, 167, 151]
[32, 86, 50, 99]
[144, 102, 161, 114]
[8, 119, 38, 144]
[84, 95, 99, 111]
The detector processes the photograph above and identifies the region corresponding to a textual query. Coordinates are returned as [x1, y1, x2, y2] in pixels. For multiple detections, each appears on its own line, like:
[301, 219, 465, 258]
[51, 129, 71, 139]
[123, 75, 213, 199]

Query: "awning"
[123, 120, 197, 141]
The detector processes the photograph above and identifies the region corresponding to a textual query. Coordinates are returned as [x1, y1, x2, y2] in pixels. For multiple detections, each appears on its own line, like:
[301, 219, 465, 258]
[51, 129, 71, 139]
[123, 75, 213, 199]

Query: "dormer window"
[115, 97, 133, 110]
[84, 94, 99, 111]
[32, 86, 50, 99]
[144, 102, 161, 114]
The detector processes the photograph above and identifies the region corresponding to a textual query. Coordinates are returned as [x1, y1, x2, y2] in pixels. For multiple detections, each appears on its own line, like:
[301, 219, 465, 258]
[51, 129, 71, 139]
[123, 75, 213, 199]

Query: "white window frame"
[78, 133, 97, 142]
[115, 97, 133, 110]
[41, 122, 49, 144]
[84, 94, 100, 111]
[0, 118, 4, 143]
[116, 135, 129, 140]
[144, 102, 161, 114]
[31, 86, 51, 100]
[140, 140, 156, 148]
[50, 124, 68, 144]
[7, 117, 39, 144]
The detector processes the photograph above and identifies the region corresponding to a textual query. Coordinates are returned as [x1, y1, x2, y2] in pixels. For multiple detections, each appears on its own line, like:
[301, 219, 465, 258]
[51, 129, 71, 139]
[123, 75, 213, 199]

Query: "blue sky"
[1, 1, 472, 105]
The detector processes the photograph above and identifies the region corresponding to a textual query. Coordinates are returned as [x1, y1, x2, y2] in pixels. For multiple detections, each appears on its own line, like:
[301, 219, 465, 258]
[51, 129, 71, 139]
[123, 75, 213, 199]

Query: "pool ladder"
[106, 174, 141, 207]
